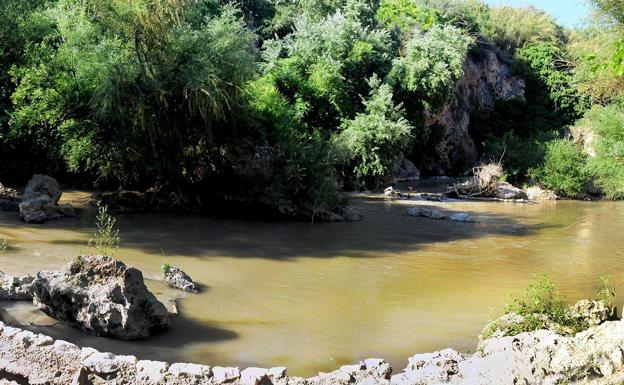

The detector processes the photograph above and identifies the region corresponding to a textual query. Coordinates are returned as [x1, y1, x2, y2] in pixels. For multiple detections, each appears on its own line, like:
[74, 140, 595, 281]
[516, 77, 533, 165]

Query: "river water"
[0, 186, 623, 376]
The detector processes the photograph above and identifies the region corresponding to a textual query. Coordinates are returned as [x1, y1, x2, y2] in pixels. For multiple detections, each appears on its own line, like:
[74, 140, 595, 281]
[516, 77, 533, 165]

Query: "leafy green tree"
[388, 24, 473, 111]
[11, 0, 257, 185]
[262, 7, 392, 131]
[336, 76, 413, 186]
[376, 0, 441, 32]
[582, 105, 624, 199]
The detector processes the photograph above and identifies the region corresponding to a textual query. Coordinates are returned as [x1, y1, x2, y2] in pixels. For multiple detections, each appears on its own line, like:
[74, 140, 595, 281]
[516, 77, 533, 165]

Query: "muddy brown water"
[1, 186, 623, 376]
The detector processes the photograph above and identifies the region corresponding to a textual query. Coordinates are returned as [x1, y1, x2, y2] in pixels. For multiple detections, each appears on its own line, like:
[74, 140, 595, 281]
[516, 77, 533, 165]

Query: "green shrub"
[529, 139, 590, 198]
[388, 24, 473, 111]
[88, 203, 120, 257]
[483, 131, 556, 184]
[482, 6, 564, 54]
[581, 105, 624, 199]
[336, 76, 413, 186]
[483, 274, 611, 339]
[376, 0, 441, 32]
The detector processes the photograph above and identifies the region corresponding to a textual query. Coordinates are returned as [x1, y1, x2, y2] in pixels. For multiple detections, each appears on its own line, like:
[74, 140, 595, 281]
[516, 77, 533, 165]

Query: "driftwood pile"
[445, 163, 527, 201]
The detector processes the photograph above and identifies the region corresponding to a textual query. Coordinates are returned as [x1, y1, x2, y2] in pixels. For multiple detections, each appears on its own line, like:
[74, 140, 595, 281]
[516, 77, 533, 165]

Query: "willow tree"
[11, 0, 257, 185]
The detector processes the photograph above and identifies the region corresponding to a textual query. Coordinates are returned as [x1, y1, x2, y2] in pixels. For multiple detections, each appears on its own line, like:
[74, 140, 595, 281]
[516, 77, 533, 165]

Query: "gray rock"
[495, 182, 528, 200]
[423, 46, 526, 175]
[164, 266, 200, 293]
[393, 159, 420, 183]
[407, 207, 474, 222]
[31, 255, 170, 340]
[0, 271, 34, 300]
[19, 175, 74, 223]
[567, 299, 615, 327]
[526, 186, 558, 201]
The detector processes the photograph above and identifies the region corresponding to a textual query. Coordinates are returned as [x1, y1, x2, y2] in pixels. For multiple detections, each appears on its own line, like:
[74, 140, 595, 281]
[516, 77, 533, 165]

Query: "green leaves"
[529, 139, 591, 198]
[388, 24, 473, 111]
[336, 75, 413, 185]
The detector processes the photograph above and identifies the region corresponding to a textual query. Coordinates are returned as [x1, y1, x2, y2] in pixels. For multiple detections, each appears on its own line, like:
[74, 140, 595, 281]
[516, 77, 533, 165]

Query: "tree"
[336, 76, 413, 185]
[388, 24, 473, 111]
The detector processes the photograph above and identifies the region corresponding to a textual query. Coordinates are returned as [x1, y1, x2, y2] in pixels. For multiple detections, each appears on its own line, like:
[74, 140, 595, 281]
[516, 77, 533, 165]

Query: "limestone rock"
[567, 299, 615, 327]
[423, 44, 526, 174]
[163, 266, 200, 293]
[495, 182, 528, 200]
[31, 255, 170, 340]
[19, 174, 75, 223]
[407, 207, 474, 223]
[393, 159, 420, 183]
[0, 271, 34, 300]
[526, 186, 558, 201]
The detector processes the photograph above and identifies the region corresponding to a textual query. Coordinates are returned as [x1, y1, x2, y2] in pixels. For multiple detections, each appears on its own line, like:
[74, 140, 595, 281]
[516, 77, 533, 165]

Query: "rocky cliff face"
[422, 44, 526, 175]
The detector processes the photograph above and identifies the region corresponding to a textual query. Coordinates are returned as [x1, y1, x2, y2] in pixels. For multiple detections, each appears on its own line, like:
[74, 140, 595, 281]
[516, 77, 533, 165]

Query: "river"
[0, 185, 623, 376]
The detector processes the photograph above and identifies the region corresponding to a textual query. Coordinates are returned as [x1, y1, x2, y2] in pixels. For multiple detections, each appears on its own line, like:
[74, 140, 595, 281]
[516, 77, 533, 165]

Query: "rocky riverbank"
[2, 316, 624, 384]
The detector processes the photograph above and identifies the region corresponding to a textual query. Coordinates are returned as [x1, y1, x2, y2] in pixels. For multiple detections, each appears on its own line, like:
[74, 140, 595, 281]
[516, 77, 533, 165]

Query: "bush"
[388, 24, 473, 111]
[483, 131, 557, 184]
[581, 105, 624, 198]
[482, 274, 606, 338]
[482, 6, 564, 54]
[11, 0, 258, 184]
[336, 76, 413, 186]
[529, 139, 591, 198]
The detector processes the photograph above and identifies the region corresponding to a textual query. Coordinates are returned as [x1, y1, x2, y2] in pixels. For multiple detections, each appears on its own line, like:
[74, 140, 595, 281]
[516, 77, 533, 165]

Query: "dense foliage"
[0, 0, 623, 218]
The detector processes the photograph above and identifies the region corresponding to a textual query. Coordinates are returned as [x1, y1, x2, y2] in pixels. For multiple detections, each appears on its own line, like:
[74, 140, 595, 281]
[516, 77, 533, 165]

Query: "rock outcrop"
[479, 299, 615, 344]
[0, 271, 34, 300]
[526, 186, 558, 201]
[3, 316, 624, 384]
[393, 159, 420, 183]
[423, 45, 526, 174]
[163, 266, 200, 293]
[495, 182, 528, 200]
[30, 255, 170, 340]
[0, 182, 20, 211]
[19, 174, 74, 223]
[407, 207, 474, 222]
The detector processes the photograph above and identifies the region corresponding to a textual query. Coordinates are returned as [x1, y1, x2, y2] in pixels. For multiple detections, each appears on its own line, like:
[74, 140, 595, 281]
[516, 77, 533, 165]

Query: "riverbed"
[1, 185, 623, 376]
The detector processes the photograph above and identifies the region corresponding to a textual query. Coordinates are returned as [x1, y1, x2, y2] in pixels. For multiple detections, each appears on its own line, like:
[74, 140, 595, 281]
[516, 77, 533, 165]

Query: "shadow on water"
[1, 301, 237, 363]
[1, 196, 559, 261]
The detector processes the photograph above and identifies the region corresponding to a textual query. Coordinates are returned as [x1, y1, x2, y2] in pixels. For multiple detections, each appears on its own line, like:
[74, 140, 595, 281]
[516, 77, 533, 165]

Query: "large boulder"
[495, 182, 528, 200]
[19, 174, 74, 223]
[526, 186, 558, 201]
[31, 255, 170, 340]
[393, 159, 420, 183]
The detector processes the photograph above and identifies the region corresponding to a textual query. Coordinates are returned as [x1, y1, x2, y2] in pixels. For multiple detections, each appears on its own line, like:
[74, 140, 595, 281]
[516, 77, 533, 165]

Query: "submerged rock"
[19, 174, 74, 223]
[31, 255, 170, 340]
[163, 266, 200, 293]
[407, 207, 474, 223]
[0, 271, 34, 300]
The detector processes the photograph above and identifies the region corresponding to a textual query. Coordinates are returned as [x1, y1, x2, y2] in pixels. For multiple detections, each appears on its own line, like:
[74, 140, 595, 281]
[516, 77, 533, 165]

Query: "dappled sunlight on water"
[1, 189, 623, 376]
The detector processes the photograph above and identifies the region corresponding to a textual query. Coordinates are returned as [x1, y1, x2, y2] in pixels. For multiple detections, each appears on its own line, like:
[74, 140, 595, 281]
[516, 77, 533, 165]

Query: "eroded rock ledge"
[3, 318, 624, 384]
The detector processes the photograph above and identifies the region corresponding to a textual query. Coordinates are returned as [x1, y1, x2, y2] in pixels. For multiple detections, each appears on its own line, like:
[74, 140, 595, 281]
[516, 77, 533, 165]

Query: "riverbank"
[3, 315, 624, 384]
[1, 188, 624, 376]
